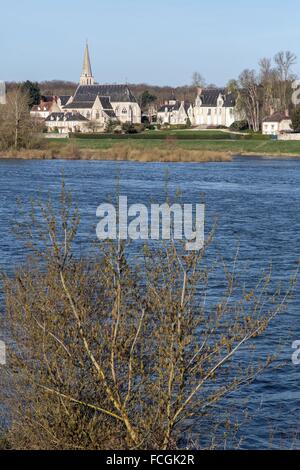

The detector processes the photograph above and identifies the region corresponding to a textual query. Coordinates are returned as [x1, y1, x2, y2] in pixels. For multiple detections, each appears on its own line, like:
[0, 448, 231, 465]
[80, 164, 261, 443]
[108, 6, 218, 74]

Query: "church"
[62, 44, 141, 129]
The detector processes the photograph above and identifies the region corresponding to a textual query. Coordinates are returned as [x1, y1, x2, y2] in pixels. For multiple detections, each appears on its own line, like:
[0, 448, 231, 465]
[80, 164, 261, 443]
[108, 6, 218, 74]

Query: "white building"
[45, 112, 89, 134]
[189, 88, 237, 128]
[156, 88, 238, 128]
[262, 112, 292, 135]
[157, 96, 191, 125]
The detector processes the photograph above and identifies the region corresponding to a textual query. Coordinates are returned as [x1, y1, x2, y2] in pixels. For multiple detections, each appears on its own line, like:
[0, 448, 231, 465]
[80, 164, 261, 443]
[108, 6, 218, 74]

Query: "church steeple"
[80, 42, 95, 85]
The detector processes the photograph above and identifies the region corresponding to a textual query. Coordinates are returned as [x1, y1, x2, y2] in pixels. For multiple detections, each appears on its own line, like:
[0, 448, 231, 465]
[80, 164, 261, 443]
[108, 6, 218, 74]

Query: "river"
[0, 156, 299, 449]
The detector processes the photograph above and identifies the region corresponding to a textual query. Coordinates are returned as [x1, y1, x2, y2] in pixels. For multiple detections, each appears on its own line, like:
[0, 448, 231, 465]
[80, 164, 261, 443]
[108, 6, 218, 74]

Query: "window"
[122, 108, 127, 114]
[96, 111, 100, 119]
[208, 109, 211, 116]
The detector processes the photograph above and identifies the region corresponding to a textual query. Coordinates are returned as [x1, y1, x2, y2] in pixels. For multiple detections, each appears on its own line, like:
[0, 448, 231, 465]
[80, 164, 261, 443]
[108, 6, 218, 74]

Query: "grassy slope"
[45, 130, 300, 156]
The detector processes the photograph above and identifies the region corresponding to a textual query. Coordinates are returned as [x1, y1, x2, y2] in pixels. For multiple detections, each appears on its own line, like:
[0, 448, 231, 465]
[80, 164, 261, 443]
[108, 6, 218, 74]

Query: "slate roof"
[157, 101, 181, 113]
[73, 84, 137, 103]
[98, 96, 113, 109]
[263, 112, 290, 123]
[103, 110, 117, 119]
[63, 95, 115, 111]
[46, 112, 88, 122]
[63, 101, 94, 109]
[198, 88, 236, 108]
[59, 95, 71, 106]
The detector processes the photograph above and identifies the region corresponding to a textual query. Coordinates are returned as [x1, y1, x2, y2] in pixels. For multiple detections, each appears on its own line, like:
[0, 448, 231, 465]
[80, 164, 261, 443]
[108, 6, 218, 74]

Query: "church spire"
[80, 42, 95, 85]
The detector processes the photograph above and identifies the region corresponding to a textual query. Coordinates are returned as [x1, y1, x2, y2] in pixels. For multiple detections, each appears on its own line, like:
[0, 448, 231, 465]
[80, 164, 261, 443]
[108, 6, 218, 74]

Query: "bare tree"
[0, 88, 42, 150]
[191, 71, 206, 88]
[258, 57, 280, 117]
[238, 70, 261, 131]
[274, 51, 297, 111]
[1, 186, 297, 450]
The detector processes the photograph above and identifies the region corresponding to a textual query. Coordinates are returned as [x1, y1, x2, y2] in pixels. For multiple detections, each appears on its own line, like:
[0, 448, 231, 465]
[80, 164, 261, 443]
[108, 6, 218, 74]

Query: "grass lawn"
[44, 131, 300, 157]
[69, 138, 300, 156]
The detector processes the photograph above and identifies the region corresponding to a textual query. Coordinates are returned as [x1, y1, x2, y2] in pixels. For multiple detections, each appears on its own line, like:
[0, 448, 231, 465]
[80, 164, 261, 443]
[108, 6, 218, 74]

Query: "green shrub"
[230, 120, 249, 131]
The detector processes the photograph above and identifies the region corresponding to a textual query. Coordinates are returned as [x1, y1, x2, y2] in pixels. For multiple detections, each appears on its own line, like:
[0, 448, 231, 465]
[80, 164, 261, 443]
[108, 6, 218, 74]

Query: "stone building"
[156, 88, 238, 128]
[62, 44, 141, 129]
[157, 96, 191, 126]
[45, 112, 89, 134]
[189, 88, 237, 128]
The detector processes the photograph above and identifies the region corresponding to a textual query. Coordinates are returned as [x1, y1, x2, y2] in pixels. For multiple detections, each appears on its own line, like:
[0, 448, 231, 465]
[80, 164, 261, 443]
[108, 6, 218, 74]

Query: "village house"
[262, 112, 292, 135]
[157, 96, 191, 126]
[156, 88, 238, 128]
[30, 97, 62, 120]
[189, 88, 237, 128]
[45, 112, 89, 134]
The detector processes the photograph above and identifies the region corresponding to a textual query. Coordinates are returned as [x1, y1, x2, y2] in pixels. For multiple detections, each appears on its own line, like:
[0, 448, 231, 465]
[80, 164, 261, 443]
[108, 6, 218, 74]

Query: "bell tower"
[80, 42, 95, 86]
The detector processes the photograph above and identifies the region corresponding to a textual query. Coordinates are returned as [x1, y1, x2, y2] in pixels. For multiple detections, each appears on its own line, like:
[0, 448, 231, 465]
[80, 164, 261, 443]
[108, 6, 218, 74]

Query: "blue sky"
[0, 0, 299, 86]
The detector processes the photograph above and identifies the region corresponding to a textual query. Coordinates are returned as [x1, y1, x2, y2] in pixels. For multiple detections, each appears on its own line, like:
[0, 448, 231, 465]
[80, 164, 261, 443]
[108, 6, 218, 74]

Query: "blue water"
[0, 156, 300, 449]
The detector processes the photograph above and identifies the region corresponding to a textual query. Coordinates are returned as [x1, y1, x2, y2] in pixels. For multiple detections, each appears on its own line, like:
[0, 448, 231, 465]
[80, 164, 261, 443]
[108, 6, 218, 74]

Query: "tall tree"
[139, 90, 157, 111]
[274, 51, 297, 112]
[191, 71, 206, 88]
[238, 69, 261, 132]
[259, 57, 279, 117]
[21, 80, 41, 108]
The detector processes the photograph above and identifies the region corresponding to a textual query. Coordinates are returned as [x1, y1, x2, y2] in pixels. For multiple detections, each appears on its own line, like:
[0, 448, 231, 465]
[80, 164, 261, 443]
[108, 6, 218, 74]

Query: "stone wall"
[278, 133, 300, 140]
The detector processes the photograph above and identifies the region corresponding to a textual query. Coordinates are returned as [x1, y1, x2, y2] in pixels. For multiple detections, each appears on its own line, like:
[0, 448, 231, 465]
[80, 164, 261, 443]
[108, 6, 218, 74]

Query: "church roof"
[99, 96, 113, 109]
[103, 110, 117, 119]
[59, 95, 71, 106]
[63, 95, 115, 111]
[81, 43, 93, 78]
[64, 101, 94, 109]
[73, 84, 137, 103]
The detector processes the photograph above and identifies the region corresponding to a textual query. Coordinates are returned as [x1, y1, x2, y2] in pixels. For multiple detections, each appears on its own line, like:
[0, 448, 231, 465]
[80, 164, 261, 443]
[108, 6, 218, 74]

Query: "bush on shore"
[0, 185, 296, 450]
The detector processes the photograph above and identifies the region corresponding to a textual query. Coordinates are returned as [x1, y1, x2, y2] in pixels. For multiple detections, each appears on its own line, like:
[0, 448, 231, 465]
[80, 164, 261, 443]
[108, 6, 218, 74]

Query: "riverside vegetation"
[0, 184, 297, 450]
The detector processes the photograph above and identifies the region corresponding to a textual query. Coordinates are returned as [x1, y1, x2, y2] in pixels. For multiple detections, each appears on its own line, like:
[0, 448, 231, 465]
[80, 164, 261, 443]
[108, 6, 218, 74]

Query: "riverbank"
[1, 132, 300, 161]
[0, 141, 232, 162]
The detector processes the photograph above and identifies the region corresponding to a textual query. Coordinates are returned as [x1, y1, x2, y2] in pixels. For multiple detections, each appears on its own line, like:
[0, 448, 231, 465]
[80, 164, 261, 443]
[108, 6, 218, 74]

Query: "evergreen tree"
[21, 80, 41, 107]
